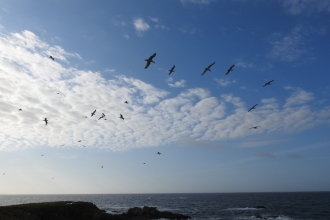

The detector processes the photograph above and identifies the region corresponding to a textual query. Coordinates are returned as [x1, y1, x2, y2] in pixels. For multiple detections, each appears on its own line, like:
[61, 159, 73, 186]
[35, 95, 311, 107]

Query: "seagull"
[119, 114, 124, 120]
[91, 110, 96, 117]
[248, 104, 258, 112]
[41, 155, 44, 156]
[101, 166, 103, 168]
[124, 101, 128, 104]
[143, 163, 145, 164]
[250, 126, 260, 129]
[78, 140, 81, 142]
[263, 79, 274, 87]
[49, 55, 54, 60]
[43, 118, 48, 125]
[157, 152, 161, 155]
[168, 65, 175, 75]
[18, 109, 22, 111]
[226, 64, 235, 75]
[202, 62, 215, 76]
[145, 53, 156, 69]
[98, 113, 105, 120]
[3, 173, 5, 175]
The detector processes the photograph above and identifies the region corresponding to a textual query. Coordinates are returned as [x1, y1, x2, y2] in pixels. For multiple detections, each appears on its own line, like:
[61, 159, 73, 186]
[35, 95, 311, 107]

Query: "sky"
[0, 0, 330, 194]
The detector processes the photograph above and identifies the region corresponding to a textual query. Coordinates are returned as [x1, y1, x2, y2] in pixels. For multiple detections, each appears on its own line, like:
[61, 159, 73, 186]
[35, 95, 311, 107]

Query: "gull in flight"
[157, 152, 161, 155]
[98, 113, 105, 120]
[250, 126, 260, 129]
[248, 104, 258, 112]
[43, 118, 48, 125]
[168, 65, 175, 75]
[263, 79, 274, 87]
[202, 62, 215, 76]
[49, 55, 54, 60]
[226, 64, 235, 75]
[91, 110, 96, 117]
[145, 53, 156, 69]
[18, 109, 22, 111]
[125, 101, 128, 104]
[119, 114, 124, 120]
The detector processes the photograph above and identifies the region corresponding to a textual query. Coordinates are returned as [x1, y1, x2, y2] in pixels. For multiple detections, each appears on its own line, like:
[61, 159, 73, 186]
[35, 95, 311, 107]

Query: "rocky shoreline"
[0, 201, 191, 220]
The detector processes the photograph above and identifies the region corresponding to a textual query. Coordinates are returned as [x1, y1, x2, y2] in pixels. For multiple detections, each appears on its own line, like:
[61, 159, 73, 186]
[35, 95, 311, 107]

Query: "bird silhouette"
[250, 126, 260, 129]
[248, 104, 258, 112]
[78, 140, 81, 142]
[145, 53, 156, 69]
[49, 55, 54, 60]
[226, 64, 235, 75]
[98, 113, 105, 120]
[43, 118, 48, 125]
[91, 110, 96, 117]
[202, 62, 215, 76]
[157, 152, 161, 155]
[3, 173, 5, 175]
[119, 114, 124, 120]
[124, 101, 128, 104]
[263, 79, 274, 87]
[18, 109, 22, 111]
[168, 65, 175, 75]
[101, 166, 103, 168]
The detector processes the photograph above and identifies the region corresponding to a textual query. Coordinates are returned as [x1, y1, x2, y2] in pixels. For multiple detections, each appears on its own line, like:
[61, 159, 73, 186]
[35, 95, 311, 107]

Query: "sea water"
[0, 192, 329, 219]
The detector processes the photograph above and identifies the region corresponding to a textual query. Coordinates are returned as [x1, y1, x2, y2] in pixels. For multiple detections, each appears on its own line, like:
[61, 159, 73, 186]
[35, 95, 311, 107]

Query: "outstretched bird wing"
[208, 62, 215, 68]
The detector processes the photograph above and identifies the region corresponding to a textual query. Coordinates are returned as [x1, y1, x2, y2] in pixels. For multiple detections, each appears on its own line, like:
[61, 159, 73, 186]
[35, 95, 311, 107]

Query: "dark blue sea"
[0, 192, 329, 219]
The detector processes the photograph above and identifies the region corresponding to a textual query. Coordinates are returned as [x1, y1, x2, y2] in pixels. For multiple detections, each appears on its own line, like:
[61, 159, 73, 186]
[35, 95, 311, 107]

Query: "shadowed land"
[0, 201, 191, 220]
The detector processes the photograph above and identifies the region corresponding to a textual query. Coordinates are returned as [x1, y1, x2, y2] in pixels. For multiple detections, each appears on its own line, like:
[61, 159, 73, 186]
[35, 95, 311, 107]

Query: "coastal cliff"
[0, 201, 191, 220]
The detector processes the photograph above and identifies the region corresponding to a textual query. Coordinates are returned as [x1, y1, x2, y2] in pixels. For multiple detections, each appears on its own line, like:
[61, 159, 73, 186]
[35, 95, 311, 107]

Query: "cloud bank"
[1, 29, 330, 151]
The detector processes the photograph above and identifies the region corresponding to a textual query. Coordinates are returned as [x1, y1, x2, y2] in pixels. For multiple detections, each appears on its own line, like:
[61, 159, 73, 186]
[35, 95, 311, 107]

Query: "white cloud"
[284, 87, 314, 107]
[123, 34, 129, 39]
[133, 18, 150, 36]
[268, 25, 310, 61]
[167, 77, 186, 88]
[1, 29, 330, 152]
[282, 0, 330, 15]
[214, 78, 233, 87]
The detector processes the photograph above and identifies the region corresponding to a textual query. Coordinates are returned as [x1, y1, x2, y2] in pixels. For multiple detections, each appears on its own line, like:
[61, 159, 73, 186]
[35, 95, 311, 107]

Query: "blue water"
[0, 192, 329, 219]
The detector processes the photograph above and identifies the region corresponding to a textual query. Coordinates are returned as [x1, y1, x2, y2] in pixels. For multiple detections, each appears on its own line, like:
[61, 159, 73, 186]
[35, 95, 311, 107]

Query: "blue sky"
[0, 0, 330, 194]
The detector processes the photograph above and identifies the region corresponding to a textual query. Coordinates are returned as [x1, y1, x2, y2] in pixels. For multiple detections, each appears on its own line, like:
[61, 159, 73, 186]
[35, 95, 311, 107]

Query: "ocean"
[0, 192, 329, 219]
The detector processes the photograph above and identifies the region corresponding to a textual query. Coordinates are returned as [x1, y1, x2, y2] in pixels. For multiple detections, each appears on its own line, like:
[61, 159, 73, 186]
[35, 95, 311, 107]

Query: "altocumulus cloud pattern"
[1, 30, 330, 151]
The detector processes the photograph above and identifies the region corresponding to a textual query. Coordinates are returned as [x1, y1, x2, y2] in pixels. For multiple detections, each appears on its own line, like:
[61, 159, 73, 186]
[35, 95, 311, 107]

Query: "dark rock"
[0, 202, 191, 220]
[255, 205, 266, 209]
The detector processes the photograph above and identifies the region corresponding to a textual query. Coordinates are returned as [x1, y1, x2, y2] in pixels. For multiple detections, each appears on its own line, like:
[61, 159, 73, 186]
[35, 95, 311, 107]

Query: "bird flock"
[3, 51, 275, 179]
[144, 52, 274, 130]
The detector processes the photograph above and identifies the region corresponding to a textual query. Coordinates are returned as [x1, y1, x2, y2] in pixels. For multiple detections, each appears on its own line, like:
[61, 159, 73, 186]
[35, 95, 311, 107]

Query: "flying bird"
[119, 114, 124, 120]
[78, 140, 81, 142]
[43, 118, 48, 125]
[91, 110, 96, 117]
[202, 62, 215, 76]
[3, 173, 5, 175]
[263, 79, 274, 87]
[157, 152, 161, 155]
[124, 101, 128, 104]
[145, 53, 156, 69]
[250, 126, 260, 129]
[18, 109, 22, 111]
[101, 166, 103, 168]
[168, 65, 175, 75]
[49, 55, 54, 60]
[226, 64, 235, 75]
[98, 113, 105, 120]
[41, 155, 44, 156]
[248, 104, 258, 112]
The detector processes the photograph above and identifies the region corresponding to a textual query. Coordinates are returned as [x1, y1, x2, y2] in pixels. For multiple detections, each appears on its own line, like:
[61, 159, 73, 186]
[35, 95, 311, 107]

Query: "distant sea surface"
[1, 192, 329, 219]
